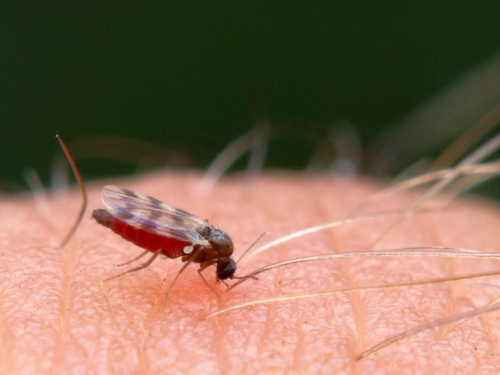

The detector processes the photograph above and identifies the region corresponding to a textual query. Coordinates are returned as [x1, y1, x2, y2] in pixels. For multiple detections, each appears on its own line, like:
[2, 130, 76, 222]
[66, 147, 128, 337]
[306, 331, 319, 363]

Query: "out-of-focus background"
[2, 2, 500, 196]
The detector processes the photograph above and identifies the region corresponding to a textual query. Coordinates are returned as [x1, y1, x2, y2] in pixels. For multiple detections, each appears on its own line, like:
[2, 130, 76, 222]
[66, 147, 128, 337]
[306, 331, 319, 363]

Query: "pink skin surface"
[2, 172, 500, 374]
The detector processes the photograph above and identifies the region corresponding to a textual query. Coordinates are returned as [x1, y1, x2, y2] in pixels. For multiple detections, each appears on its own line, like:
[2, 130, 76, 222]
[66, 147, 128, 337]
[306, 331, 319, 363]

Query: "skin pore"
[2, 171, 500, 373]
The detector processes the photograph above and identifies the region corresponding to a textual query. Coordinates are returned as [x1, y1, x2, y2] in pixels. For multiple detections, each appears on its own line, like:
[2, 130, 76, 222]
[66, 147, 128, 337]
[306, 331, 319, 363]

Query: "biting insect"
[93, 185, 238, 282]
[56, 134, 259, 302]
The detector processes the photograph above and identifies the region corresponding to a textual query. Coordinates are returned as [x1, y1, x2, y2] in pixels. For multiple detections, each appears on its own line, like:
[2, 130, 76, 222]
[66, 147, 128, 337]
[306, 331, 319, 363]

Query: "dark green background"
[2, 2, 500, 189]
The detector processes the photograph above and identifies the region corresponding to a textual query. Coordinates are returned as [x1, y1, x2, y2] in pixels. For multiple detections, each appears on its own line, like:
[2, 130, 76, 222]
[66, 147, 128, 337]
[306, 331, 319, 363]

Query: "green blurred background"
[2, 2, 500, 191]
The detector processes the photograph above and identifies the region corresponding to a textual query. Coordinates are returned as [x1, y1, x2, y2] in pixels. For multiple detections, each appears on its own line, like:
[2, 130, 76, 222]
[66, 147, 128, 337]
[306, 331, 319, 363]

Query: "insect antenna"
[235, 231, 267, 266]
[56, 134, 88, 248]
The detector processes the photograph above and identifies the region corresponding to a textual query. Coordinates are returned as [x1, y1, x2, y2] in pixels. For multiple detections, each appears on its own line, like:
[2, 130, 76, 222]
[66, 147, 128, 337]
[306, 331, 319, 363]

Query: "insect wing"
[101, 185, 209, 245]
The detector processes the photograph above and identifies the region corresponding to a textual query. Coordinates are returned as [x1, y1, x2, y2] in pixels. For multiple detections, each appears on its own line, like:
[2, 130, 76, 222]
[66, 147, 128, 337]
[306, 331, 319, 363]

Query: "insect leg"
[197, 260, 221, 298]
[114, 250, 150, 267]
[104, 249, 162, 282]
[164, 258, 195, 304]
[164, 248, 212, 304]
[219, 274, 258, 291]
[232, 274, 259, 281]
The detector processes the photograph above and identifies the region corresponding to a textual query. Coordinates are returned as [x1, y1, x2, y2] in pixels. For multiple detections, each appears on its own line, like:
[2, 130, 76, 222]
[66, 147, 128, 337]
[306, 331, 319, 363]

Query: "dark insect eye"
[217, 258, 236, 280]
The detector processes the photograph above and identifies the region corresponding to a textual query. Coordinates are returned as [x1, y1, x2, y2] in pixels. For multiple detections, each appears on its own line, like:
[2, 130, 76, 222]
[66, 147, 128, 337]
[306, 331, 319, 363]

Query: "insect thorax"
[200, 227, 234, 259]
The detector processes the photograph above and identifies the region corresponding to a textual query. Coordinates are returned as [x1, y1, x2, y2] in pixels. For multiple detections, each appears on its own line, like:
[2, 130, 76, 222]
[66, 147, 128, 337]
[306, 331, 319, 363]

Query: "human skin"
[2, 172, 500, 374]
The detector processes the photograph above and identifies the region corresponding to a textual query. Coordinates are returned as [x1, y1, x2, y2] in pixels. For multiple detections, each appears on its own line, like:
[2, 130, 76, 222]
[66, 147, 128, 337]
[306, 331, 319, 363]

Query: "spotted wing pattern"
[101, 185, 209, 245]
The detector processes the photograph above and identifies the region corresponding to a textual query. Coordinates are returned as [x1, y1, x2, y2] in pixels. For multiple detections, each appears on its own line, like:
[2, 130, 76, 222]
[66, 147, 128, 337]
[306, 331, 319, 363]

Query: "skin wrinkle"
[343, 262, 365, 361]
[318, 188, 361, 368]
[331, 201, 365, 359]
[291, 314, 304, 371]
[258, 270, 280, 358]
[2, 172, 500, 373]
[211, 292, 233, 373]
[0, 291, 14, 374]
[211, 314, 225, 373]
[130, 297, 155, 373]
[423, 209, 457, 353]
[331, 186, 369, 361]
[54, 236, 75, 373]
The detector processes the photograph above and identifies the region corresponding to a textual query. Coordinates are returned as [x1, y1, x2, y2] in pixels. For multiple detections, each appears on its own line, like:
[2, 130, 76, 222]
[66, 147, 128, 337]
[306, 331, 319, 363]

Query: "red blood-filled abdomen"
[109, 217, 191, 259]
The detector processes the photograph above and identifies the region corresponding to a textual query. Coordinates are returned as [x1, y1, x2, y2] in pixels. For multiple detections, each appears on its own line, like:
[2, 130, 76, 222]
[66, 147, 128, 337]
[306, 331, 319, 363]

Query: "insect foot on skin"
[56, 134, 256, 304]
